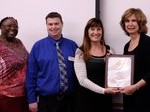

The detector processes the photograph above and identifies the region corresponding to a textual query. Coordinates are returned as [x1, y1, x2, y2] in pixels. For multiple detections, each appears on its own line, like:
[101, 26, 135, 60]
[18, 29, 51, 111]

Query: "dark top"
[123, 33, 150, 112]
[74, 45, 112, 112]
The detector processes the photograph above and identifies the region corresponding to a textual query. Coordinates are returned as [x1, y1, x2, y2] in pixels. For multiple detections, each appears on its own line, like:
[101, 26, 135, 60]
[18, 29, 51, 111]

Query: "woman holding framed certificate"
[74, 18, 119, 112]
[120, 8, 150, 112]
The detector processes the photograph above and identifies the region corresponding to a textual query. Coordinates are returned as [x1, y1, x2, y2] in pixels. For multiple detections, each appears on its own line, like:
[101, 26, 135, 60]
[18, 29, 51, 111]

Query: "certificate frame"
[105, 55, 134, 87]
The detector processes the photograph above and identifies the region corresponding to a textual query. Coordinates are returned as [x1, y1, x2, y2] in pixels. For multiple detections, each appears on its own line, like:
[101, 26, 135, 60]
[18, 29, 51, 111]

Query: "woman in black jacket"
[120, 8, 150, 112]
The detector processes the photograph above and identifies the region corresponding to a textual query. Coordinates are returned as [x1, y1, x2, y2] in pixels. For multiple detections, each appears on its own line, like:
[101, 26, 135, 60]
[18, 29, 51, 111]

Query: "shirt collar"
[47, 35, 64, 46]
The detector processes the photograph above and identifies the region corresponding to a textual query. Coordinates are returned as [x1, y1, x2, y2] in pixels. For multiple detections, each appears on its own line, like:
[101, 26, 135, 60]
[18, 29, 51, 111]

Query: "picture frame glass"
[105, 55, 134, 87]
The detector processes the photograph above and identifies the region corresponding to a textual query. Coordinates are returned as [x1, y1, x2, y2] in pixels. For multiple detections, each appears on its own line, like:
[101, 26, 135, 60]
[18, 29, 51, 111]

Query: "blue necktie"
[56, 42, 68, 93]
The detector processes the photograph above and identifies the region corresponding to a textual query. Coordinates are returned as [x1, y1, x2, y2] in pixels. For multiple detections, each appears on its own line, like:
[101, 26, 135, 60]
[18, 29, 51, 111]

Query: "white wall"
[0, 0, 95, 52]
[100, 0, 150, 54]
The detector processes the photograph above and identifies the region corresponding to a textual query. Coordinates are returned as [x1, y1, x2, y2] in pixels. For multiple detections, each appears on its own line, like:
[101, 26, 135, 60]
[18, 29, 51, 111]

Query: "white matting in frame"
[105, 55, 134, 88]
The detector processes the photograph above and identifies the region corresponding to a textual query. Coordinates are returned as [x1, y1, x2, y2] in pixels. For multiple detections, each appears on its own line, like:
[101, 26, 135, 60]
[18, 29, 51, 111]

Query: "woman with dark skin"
[0, 17, 29, 112]
[120, 8, 150, 112]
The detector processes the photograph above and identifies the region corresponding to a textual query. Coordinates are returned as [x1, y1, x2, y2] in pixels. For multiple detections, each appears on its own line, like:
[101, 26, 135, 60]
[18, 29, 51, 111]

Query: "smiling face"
[88, 26, 102, 43]
[46, 17, 63, 40]
[124, 14, 139, 36]
[0, 18, 18, 41]
[120, 8, 148, 36]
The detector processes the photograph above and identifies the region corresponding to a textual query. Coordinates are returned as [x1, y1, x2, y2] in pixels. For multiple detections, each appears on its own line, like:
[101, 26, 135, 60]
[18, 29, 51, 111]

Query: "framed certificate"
[105, 55, 134, 87]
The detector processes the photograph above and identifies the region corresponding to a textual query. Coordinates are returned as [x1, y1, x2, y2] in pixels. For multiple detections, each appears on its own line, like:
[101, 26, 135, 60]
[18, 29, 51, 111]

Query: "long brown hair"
[80, 18, 105, 61]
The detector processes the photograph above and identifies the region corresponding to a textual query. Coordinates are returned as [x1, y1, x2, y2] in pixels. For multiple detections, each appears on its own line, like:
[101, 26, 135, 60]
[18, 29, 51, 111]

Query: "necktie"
[56, 42, 68, 93]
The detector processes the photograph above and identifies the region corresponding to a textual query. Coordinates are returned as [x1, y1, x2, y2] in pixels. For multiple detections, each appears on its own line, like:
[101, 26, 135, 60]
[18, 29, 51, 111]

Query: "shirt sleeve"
[142, 36, 150, 84]
[74, 48, 105, 94]
[25, 46, 38, 103]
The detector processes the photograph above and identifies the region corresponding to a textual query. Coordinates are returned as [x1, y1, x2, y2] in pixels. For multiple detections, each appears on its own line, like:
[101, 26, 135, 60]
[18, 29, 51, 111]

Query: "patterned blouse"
[0, 37, 29, 97]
